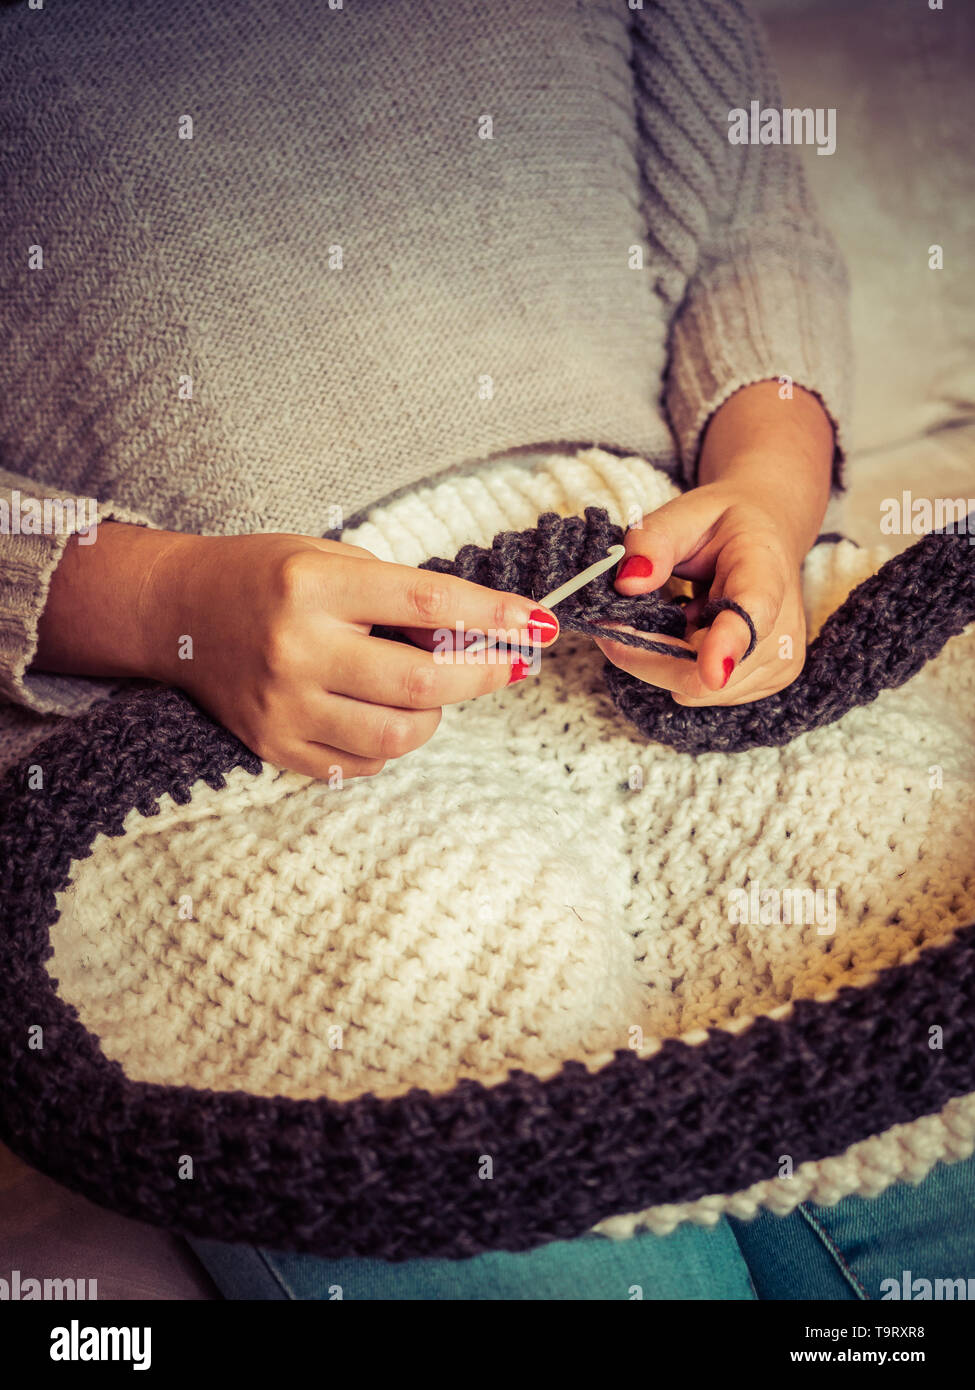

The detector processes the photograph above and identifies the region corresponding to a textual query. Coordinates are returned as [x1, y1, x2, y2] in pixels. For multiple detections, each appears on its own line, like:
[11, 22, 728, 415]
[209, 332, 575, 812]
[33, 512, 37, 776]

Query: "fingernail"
[507, 658, 530, 685]
[722, 656, 735, 688]
[618, 556, 653, 582]
[527, 607, 559, 643]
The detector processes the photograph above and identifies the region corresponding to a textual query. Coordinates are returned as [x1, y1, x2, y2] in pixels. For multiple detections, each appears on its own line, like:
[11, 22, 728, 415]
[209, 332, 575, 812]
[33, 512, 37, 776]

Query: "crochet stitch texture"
[390, 504, 975, 752]
[373, 507, 759, 665]
[1, 451, 974, 1259]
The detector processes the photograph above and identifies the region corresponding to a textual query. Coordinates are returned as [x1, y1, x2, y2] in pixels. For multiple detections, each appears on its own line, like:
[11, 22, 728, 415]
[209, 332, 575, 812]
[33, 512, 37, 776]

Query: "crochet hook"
[464, 543, 626, 654]
[537, 543, 627, 610]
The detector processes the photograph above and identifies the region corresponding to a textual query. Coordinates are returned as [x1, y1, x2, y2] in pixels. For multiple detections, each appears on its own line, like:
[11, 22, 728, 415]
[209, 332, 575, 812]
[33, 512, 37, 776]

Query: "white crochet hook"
[464, 543, 626, 654]
[537, 543, 627, 610]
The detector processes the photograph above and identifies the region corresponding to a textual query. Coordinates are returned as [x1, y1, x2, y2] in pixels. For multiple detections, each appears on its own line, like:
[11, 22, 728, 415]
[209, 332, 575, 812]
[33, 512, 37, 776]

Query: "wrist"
[696, 380, 836, 563]
[138, 530, 211, 686]
[34, 522, 186, 680]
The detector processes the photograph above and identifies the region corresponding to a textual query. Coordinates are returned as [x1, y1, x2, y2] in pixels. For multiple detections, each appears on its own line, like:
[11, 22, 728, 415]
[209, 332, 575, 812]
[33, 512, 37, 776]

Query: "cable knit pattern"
[632, 1, 853, 480]
[1, 450, 973, 1259]
[0, 0, 850, 742]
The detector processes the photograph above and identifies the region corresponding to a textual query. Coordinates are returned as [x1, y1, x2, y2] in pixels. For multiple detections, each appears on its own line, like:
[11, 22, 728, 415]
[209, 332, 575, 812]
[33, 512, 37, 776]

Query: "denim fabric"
[189, 1221, 757, 1301]
[188, 1154, 975, 1301]
[727, 1152, 975, 1300]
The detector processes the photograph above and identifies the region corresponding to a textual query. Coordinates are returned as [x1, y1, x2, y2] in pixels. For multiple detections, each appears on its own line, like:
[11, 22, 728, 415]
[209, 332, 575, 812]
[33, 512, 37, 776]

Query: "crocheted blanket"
[1, 450, 973, 1259]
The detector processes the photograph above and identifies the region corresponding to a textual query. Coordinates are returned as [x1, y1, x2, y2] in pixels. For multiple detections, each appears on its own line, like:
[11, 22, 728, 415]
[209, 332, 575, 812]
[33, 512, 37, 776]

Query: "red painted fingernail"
[722, 656, 736, 687]
[507, 658, 530, 685]
[527, 607, 559, 643]
[618, 556, 653, 581]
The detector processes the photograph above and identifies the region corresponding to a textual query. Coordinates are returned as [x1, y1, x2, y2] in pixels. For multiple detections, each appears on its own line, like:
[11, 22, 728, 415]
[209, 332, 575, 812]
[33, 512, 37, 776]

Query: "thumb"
[613, 491, 719, 596]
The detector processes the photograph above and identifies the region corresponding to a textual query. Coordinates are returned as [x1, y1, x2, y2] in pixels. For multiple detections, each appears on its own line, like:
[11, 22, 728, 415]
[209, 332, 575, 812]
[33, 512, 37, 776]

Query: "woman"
[2, 0, 971, 1298]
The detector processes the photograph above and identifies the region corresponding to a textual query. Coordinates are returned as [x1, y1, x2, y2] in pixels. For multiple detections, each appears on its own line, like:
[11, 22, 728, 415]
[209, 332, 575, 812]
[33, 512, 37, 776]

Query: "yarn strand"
[384, 506, 975, 753]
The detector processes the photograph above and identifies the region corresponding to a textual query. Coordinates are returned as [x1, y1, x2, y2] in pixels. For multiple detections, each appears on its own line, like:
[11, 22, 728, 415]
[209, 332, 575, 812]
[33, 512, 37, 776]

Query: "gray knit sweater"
[0, 0, 851, 769]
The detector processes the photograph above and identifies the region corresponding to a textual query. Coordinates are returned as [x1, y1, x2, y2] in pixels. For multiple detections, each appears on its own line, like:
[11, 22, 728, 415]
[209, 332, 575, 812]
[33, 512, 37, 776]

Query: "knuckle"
[747, 593, 778, 637]
[405, 660, 439, 707]
[276, 548, 317, 600]
[408, 575, 452, 624]
[261, 625, 300, 678]
[249, 734, 282, 766]
[377, 711, 418, 759]
[714, 540, 751, 583]
[348, 757, 387, 779]
[632, 519, 665, 553]
[485, 660, 513, 693]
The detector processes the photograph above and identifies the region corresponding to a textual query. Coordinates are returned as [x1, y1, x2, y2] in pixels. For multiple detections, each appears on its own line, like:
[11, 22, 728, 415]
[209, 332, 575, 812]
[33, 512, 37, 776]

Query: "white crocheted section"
[45, 447, 975, 1222]
[338, 448, 681, 567]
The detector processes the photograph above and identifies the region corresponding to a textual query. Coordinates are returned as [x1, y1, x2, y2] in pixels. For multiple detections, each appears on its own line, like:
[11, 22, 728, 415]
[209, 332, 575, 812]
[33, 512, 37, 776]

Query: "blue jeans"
[188, 1153, 975, 1300]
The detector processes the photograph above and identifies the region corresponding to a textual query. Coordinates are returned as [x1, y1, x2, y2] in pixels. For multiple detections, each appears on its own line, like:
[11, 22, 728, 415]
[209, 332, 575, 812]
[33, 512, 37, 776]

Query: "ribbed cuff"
[665, 228, 853, 494]
[0, 498, 159, 716]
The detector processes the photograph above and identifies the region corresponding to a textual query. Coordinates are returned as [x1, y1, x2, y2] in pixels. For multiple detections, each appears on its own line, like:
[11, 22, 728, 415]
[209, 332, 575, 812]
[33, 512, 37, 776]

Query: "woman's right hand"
[74, 526, 558, 780]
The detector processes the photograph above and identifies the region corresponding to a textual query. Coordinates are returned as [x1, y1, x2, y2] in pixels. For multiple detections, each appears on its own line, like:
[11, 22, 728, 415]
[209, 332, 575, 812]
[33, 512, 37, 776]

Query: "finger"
[672, 677, 783, 707]
[695, 608, 756, 692]
[308, 538, 379, 562]
[323, 554, 559, 645]
[392, 623, 519, 654]
[325, 627, 536, 708]
[613, 492, 720, 595]
[258, 740, 389, 782]
[696, 544, 786, 690]
[672, 643, 802, 706]
[304, 690, 443, 761]
[591, 629, 707, 698]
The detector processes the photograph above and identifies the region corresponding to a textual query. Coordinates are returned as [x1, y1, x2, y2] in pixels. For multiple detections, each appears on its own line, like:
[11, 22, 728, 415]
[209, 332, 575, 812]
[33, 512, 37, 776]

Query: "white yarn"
[45, 448, 975, 1233]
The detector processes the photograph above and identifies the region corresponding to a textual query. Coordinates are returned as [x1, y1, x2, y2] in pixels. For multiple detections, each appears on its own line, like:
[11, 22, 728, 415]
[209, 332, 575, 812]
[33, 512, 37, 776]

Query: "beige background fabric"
[755, 0, 975, 550]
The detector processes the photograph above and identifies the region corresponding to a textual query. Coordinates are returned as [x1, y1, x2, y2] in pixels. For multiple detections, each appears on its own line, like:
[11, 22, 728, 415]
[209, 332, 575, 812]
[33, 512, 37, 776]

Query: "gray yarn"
[373, 506, 975, 754]
[372, 508, 757, 661]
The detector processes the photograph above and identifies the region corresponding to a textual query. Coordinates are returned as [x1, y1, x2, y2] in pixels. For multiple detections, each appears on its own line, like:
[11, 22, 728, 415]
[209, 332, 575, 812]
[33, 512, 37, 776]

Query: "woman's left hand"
[592, 482, 809, 705]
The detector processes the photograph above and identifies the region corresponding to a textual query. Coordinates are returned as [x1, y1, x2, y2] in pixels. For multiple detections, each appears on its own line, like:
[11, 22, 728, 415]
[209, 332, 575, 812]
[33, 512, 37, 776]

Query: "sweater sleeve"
[630, 0, 853, 489]
[0, 464, 160, 716]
